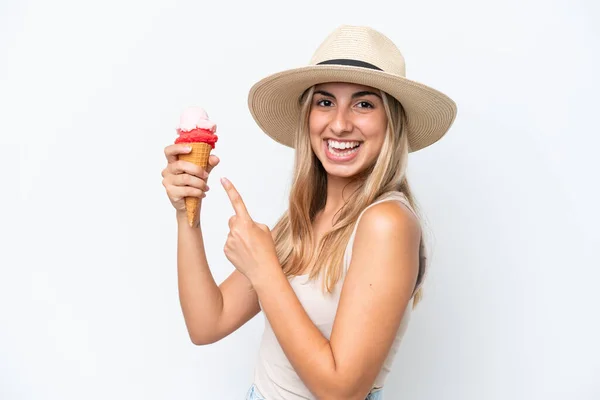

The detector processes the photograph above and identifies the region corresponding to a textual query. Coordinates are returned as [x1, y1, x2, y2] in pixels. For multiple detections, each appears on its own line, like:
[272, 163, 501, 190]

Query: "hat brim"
[248, 65, 457, 152]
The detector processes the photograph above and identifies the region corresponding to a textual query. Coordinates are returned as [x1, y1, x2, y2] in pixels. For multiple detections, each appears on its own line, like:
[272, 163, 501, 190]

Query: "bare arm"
[176, 211, 260, 345]
[251, 201, 420, 399]
[162, 144, 260, 345]
[177, 213, 260, 345]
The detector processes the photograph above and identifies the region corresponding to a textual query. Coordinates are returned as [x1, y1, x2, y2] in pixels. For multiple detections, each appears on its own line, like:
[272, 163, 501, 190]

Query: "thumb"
[205, 154, 220, 174]
[258, 223, 270, 233]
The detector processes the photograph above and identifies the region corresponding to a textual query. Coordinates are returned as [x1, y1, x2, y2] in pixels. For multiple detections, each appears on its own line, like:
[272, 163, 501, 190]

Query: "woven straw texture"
[247, 25, 457, 152]
[178, 142, 212, 227]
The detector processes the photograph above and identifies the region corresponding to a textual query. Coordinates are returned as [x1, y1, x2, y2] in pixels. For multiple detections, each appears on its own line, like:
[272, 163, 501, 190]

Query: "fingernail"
[205, 185, 210, 191]
[185, 146, 192, 152]
[220, 177, 230, 187]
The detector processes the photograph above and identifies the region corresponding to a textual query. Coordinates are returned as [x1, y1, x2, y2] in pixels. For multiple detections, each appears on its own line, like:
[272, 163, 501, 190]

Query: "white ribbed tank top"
[253, 191, 420, 399]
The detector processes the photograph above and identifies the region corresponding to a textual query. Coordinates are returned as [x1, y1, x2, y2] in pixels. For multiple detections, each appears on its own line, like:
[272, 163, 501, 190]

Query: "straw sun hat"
[248, 25, 457, 152]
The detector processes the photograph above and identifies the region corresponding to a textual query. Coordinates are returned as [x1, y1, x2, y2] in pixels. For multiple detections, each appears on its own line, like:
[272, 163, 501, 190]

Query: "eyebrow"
[314, 90, 382, 100]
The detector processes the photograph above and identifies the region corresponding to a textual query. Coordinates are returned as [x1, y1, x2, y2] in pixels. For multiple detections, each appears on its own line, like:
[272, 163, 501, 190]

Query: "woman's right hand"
[161, 144, 220, 214]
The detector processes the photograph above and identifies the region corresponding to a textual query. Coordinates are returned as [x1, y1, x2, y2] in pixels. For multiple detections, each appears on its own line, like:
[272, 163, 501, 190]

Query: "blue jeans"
[245, 384, 383, 399]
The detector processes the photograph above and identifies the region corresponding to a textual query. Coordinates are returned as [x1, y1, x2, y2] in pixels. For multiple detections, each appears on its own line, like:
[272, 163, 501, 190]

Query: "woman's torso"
[251, 191, 419, 399]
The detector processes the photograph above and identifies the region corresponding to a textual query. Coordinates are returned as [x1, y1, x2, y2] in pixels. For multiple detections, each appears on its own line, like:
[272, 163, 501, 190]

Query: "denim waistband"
[245, 384, 383, 399]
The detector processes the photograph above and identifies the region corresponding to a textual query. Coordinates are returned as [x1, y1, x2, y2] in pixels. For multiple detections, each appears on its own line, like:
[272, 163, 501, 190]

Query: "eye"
[316, 99, 333, 107]
[356, 101, 374, 109]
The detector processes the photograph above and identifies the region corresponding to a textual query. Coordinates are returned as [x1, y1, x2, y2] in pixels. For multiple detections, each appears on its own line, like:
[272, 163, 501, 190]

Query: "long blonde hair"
[271, 86, 427, 308]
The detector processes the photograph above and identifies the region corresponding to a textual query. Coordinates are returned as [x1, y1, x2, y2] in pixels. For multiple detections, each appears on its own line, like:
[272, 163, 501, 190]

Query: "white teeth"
[327, 140, 360, 149]
[328, 146, 360, 156]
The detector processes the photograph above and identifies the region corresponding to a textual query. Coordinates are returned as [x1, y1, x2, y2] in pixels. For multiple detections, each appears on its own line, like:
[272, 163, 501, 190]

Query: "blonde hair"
[271, 86, 427, 308]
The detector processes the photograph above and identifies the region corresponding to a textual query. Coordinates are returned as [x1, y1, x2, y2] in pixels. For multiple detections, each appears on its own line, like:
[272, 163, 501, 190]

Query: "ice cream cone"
[178, 142, 212, 226]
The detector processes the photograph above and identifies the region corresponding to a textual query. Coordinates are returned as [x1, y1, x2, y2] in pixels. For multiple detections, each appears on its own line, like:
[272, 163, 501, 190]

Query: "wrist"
[176, 209, 199, 228]
[249, 258, 283, 291]
[175, 209, 186, 221]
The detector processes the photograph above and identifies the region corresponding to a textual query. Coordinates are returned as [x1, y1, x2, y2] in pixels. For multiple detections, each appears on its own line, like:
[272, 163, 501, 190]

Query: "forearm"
[176, 209, 223, 344]
[251, 264, 342, 398]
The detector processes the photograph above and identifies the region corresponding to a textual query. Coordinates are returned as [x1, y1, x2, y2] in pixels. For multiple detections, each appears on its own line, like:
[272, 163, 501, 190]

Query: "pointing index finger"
[221, 177, 250, 218]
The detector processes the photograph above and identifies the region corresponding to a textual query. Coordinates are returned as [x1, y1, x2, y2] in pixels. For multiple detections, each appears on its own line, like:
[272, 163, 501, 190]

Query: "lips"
[325, 138, 361, 150]
[323, 139, 362, 162]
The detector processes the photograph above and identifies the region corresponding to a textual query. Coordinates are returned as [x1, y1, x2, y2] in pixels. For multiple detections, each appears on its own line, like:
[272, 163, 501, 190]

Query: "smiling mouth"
[323, 139, 363, 160]
[325, 139, 362, 151]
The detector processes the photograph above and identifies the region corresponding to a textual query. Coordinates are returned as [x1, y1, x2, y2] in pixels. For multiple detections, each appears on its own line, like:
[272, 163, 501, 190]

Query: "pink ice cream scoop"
[175, 106, 218, 148]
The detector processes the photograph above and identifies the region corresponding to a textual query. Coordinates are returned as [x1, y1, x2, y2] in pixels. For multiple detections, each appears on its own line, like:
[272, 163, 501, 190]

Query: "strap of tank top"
[344, 192, 414, 264]
[343, 191, 423, 296]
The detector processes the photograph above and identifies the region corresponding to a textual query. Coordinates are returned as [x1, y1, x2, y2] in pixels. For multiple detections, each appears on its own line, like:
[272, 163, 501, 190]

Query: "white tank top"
[253, 191, 420, 399]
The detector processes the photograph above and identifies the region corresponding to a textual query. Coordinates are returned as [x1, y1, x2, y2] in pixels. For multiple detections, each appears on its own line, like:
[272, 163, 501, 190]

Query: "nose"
[329, 107, 353, 136]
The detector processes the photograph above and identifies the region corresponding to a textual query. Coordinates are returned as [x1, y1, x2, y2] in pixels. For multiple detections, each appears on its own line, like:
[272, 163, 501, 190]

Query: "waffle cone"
[178, 142, 212, 227]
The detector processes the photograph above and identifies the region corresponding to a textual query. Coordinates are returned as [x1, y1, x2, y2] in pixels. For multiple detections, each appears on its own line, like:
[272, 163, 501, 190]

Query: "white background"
[2, 0, 599, 399]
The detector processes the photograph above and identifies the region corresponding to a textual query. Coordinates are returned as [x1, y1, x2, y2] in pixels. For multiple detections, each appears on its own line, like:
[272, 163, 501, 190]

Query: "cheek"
[308, 113, 325, 141]
[357, 119, 387, 145]
[308, 111, 318, 130]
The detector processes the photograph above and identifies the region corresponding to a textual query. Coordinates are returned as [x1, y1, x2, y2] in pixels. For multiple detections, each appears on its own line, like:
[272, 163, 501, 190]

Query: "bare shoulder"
[344, 198, 422, 293]
[356, 199, 421, 245]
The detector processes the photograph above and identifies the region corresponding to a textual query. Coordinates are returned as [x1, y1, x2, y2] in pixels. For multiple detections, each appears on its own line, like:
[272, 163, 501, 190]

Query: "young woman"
[162, 25, 456, 400]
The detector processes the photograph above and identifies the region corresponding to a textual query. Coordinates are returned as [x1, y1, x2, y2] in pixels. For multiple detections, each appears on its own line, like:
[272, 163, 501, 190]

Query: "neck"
[322, 174, 360, 216]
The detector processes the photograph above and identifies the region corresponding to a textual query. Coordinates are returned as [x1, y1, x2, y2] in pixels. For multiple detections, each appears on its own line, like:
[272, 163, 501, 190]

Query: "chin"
[320, 155, 376, 180]
[321, 163, 362, 178]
